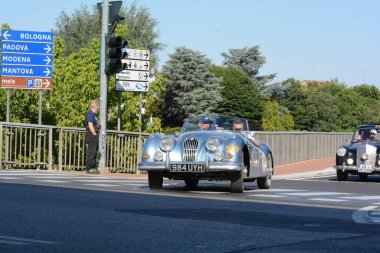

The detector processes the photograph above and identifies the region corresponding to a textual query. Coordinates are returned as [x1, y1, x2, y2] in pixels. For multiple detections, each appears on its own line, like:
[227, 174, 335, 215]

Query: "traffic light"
[106, 36, 127, 75]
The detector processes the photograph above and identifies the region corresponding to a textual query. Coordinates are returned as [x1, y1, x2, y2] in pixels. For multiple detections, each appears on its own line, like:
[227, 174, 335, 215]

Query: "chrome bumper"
[334, 165, 380, 172]
[138, 161, 241, 172]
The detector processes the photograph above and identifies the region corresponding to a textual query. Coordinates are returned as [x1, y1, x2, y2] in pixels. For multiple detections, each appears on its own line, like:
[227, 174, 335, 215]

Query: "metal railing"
[256, 131, 351, 165]
[0, 121, 352, 172]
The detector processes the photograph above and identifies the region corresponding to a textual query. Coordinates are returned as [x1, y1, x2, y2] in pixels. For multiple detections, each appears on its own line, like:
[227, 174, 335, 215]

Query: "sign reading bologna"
[1, 30, 53, 90]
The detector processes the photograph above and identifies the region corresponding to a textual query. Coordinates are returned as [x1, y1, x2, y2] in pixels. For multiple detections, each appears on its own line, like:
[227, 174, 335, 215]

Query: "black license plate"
[170, 163, 205, 172]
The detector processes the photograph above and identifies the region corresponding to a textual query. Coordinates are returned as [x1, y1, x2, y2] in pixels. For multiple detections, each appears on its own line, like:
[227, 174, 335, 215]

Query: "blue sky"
[1, 0, 379, 87]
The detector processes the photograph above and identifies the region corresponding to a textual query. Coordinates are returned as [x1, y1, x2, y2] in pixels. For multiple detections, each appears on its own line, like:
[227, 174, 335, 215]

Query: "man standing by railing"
[84, 100, 100, 174]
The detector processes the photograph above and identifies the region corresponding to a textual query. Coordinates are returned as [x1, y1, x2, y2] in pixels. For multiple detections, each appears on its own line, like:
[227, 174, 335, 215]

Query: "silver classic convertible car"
[138, 115, 274, 193]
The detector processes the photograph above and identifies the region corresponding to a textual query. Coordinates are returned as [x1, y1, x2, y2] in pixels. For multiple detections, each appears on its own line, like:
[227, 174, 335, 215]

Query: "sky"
[1, 0, 379, 87]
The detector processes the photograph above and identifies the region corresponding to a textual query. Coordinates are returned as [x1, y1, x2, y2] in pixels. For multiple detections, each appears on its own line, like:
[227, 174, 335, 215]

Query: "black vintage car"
[334, 123, 380, 181]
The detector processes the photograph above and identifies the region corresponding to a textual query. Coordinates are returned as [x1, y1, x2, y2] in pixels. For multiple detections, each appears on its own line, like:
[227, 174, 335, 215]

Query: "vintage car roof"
[356, 123, 380, 129]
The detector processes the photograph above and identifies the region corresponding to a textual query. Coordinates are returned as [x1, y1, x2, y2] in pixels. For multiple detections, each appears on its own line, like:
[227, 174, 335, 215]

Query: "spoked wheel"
[148, 171, 163, 189]
[184, 178, 199, 187]
[231, 156, 246, 193]
[336, 170, 348, 181]
[257, 154, 273, 189]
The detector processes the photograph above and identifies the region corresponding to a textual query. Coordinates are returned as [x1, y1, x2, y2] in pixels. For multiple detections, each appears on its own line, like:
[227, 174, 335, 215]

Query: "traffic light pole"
[98, 0, 109, 172]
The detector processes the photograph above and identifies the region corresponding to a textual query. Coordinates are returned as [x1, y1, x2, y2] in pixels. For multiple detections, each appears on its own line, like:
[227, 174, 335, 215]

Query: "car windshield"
[352, 127, 380, 143]
[181, 116, 249, 133]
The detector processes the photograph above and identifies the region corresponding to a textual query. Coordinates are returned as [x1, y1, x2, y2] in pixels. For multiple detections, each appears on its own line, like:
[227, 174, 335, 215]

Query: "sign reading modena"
[1, 30, 53, 90]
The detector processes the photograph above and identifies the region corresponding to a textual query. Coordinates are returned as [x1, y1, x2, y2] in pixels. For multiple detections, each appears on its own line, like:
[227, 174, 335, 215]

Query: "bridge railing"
[0, 122, 351, 172]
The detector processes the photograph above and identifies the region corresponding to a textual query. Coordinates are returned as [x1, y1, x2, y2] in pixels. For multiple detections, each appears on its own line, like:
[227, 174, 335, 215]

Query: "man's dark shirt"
[84, 110, 98, 130]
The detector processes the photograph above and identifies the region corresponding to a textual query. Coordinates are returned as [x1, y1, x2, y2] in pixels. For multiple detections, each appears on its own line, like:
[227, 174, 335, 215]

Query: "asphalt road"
[0, 170, 380, 253]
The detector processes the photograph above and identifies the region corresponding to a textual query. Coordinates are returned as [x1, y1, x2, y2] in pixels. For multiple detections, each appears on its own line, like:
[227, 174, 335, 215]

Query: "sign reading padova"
[1, 30, 53, 90]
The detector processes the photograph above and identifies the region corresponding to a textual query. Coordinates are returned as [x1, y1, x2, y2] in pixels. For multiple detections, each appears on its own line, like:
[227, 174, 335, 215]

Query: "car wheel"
[359, 173, 368, 181]
[336, 170, 348, 181]
[231, 157, 246, 193]
[184, 179, 199, 187]
[148, 171, 163, 189]
[257, 154, 273, 189]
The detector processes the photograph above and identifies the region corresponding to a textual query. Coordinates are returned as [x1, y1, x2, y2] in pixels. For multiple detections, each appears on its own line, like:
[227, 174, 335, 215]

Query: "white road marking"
[0, 177, 24, 180]
[352, 206, 379, 224]
[284, 192, 350, 197]
[249, 194, 286, 198]
[264, 188, 306, 192]
[74, 179, 133, 183]
[84, 183, 120, 187]
[0, 235, 56, 245]
[309, 198, 348, 202]
[341, 196, 380, 200]
[36, 180, 68, 183]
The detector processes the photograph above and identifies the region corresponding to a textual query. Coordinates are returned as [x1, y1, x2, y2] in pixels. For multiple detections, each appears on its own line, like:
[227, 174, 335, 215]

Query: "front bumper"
[334, 165, 380, 173]
[138, 161, 242, 172]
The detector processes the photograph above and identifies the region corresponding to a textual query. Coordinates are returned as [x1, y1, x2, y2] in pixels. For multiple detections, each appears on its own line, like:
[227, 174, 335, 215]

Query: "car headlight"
[347, 158, 354, 165]
[159, 136, 175, 152]
[206, 138, 220, 152]
[336, 147, 347, 157]
[214, 150, 223, 161]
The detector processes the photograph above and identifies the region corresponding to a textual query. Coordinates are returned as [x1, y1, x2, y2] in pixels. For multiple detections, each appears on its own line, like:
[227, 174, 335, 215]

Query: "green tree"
[54, 5, 101, 57]
[54, 2, 163, 71]
[352, 84, 380, 100]
[262, 101, 282, 131]
[222, 46, 276, 90]
[209, 66, 263, 127]
[161, 47, 222, 126]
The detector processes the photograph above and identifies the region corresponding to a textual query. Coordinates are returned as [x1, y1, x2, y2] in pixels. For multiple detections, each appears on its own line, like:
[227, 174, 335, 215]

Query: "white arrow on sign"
[44, 44, 52, 54]
[43, 68, 50, 76]
[116, 80, 149, 92]
[43, 79, 51, 88]
[2, 30, 10, 40]
[116, 70, 149, 81]
[43, 56, 52, 65]
[121, 59, 149, 71]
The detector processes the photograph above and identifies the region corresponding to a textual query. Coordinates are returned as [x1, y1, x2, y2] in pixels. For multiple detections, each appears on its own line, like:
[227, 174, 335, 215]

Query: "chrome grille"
[357, 144, 377, 166]
[183, 138, 198, 162]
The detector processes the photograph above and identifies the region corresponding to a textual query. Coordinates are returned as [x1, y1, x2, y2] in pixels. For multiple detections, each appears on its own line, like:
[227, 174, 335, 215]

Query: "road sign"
[116, 70, 149, 81]
[124, 49, 150, 60]
[0, 29, 53, 90]
[121, 59, 149, 71]
[116, 80, 149, 92]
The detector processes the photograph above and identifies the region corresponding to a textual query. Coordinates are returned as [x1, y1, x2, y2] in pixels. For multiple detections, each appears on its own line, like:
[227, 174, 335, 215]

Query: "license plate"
[358, 164, 373, 173]
[170, 163, 205, 172]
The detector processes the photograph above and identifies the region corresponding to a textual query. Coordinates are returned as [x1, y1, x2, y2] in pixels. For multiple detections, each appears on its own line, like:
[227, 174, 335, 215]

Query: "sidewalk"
[87, 156, 336, 179]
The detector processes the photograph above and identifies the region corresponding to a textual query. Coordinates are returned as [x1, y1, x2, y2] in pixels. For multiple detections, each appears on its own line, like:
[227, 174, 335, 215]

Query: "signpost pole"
[38, 90, 42, 125]
[6, 89, 10, 122]
[98, 0, 109, 172]
[117, 91, 121, 131]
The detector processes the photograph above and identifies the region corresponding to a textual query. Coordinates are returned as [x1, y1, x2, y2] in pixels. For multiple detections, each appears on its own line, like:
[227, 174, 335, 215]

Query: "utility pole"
[98, 0, 109, 172]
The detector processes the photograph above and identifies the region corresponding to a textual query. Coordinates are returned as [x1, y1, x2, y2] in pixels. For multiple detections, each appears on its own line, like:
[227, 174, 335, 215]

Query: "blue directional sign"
[2, 41, 52, 54]
[1, 30, 53, 43]
[1, 29, 53, 89]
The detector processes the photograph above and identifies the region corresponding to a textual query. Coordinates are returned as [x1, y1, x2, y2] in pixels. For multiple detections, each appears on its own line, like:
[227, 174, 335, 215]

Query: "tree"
[261, 100, 294, 131]
[352, 84, 380, 100]
[222, 46, 276, 90]
[161, 47, 222, 126]
[53, 2, 164, 71]
[209, 66, 263, 127]
[54, 5, 101, 57]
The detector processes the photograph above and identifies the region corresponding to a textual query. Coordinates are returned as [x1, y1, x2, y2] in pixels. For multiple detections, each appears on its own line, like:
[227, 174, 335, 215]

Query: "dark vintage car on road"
[138, 115, 274, 193]
[334, 123, 380, 181]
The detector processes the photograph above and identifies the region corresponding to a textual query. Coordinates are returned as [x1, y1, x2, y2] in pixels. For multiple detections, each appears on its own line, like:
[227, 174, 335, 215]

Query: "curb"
[273, 167, 335, 180]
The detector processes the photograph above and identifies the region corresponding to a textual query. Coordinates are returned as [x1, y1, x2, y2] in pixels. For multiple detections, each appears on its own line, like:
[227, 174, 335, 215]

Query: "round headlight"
[336, 147, 347, 157]
[347, 158, 354, 165]
[206, 138, 220, 152]
[159, 137, 175, 152]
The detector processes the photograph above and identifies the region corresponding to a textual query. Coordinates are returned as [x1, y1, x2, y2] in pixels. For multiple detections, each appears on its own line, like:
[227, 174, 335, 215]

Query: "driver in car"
[233, 118, 261, 147]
